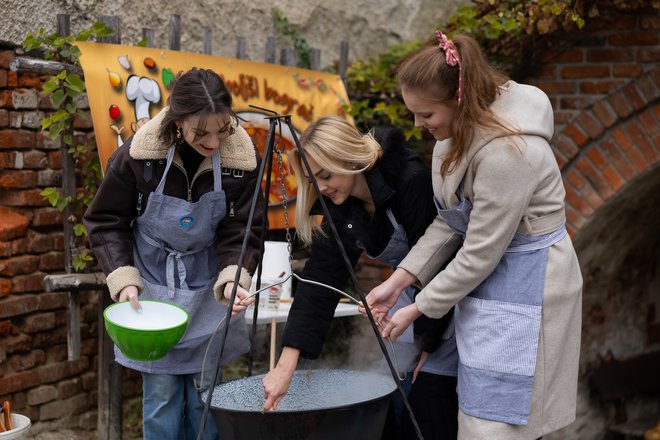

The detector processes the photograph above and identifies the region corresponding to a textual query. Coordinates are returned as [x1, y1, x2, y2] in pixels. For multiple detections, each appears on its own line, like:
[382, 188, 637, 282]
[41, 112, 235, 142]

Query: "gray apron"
[433, 184, 566, 425]
[358, 209, 456, 375]
[116, 146, 249, 375]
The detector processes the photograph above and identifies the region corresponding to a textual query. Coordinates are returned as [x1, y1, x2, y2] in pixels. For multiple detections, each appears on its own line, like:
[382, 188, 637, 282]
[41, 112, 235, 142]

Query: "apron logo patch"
[180, 216, 194, 228]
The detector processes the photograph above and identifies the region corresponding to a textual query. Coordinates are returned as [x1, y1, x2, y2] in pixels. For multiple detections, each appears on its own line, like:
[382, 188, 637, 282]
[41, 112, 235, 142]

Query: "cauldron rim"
[205, 389, 395, 415]
[201, 369, 397, 415]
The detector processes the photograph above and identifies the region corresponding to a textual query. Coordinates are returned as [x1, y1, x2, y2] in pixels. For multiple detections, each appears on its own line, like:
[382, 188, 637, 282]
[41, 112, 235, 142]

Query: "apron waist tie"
[139, 231, 206, 297]
[506, 224, 567, 253]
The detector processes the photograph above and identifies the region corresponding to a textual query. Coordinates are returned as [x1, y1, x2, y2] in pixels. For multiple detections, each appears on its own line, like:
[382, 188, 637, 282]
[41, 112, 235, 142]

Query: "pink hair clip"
[435, 30, 463, 105]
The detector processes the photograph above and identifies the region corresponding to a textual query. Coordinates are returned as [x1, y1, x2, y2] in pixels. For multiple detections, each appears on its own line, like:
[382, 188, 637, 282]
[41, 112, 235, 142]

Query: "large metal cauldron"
[204, 369, 396, 440]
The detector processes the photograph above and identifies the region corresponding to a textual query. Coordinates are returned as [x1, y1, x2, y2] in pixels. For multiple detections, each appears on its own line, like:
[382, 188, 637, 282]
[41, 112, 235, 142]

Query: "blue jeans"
[142, 372, 219, 440]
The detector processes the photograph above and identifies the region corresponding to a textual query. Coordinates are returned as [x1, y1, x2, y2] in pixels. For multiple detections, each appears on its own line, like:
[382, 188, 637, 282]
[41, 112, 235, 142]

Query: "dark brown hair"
[397, 34, 515, 177]
[158, 67, 237, 145]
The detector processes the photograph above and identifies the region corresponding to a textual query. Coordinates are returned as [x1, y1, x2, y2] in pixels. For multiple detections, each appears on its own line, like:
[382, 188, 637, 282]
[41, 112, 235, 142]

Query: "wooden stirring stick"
[3, 401, 11, 431]
[270, 316, 277, 370]
[0, 400, 12, 432]
[268, 271, 286, 371]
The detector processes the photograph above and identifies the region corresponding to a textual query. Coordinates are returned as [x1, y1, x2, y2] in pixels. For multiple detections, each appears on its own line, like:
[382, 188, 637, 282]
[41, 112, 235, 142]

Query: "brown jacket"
[83, 108, 265, 301]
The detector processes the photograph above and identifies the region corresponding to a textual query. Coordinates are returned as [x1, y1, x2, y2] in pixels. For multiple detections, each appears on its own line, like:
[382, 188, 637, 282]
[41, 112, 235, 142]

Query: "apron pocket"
[455, 296, 541, 376]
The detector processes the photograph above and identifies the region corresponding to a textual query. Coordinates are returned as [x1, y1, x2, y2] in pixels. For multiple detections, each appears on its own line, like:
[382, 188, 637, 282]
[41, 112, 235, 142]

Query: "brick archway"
[552, 67, 659, 237]
[541, 65, 659, 438]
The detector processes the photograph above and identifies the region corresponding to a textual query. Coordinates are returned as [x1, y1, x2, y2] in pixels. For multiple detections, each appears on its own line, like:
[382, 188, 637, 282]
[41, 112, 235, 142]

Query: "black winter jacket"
[83, 108, 264, 300]
[281, 127, 451, 359]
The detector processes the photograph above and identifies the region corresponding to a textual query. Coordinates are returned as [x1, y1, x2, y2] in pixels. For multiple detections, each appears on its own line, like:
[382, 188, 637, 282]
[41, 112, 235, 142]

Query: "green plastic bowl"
[103, 300, 189, 361]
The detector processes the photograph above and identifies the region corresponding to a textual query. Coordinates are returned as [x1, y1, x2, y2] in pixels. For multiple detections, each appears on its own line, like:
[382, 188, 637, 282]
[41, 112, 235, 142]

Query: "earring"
[229, 126, 236, 135]
[176, 126, 182, 140]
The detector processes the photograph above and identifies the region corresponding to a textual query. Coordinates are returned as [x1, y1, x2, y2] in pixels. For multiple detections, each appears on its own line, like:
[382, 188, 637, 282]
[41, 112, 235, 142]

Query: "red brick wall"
[0, 6, 658, 436]
[526, 7, 659, 237]
[0, 45, 144, 432]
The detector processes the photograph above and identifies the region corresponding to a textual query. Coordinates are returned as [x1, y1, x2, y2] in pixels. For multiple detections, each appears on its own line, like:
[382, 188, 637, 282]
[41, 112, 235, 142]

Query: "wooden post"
[265, 37, 276, 64]
[338, 40, 349, 86]
[9, 57, 83, 76]
[236, 37, 247, 59]
[311, 48, 321, 71]
[169, 15, 181, 51]
[99, 289, 123, 440]
[203, 27, 212, 55]
[142, 28, 155, 48]
[55, 14, 81, 363]
[97, 16, 123, 440]
[99, 16, 121, 45]
[56, 14, 70, 40]
[281, 48, 297, 67]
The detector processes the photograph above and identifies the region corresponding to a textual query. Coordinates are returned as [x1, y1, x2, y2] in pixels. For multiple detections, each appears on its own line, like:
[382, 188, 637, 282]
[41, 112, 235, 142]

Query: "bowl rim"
[0, 413, 31, 438]
[103, 299, 189, 333]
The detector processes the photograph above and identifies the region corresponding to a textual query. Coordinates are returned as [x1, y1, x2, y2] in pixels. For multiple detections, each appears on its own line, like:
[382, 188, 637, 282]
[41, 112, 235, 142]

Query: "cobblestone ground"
[26, 428, 141, 439]
[27, 429, 98, 439]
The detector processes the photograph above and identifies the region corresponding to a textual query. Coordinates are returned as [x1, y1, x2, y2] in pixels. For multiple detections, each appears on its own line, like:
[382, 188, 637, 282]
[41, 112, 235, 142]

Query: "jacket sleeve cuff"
[213, 265, 252, 303]
[105, 266, 144, 301]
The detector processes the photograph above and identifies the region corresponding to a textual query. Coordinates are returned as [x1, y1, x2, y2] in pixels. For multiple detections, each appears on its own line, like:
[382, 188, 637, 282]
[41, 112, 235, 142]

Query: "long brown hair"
[397, 34, 515, 177]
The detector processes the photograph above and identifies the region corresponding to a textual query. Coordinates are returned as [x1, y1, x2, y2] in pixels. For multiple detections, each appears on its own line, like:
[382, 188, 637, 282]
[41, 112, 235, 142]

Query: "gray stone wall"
[3, 0, 467, 66]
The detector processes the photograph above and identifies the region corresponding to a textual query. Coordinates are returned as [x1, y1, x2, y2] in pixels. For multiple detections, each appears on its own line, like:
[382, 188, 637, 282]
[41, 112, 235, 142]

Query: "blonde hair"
[397, 34, 516, 177]
[290, 116, 382, 245]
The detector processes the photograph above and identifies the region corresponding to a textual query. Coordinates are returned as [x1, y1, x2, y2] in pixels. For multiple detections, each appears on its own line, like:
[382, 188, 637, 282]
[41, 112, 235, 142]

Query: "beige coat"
[399, 81, 582, 439]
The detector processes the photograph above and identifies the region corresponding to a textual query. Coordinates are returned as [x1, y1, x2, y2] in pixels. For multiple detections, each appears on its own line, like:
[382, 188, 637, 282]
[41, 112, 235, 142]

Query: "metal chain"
[275, 141, 294, 269]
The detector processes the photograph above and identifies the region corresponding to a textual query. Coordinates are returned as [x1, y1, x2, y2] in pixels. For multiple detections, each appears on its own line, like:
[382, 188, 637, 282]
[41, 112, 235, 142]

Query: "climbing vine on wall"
[23, 24, 149, 270]
[272, 7, 313, 69]
[346, 40, 424, 141]
[345, 0, 658, 146]
[23, 23, 113, 271]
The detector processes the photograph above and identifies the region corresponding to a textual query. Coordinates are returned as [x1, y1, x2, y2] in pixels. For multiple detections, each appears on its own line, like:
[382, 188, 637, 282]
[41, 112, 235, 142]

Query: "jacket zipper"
[173, 163, 214, 202]
[136, 192, 143, 215]
[229, 201, 235, 217]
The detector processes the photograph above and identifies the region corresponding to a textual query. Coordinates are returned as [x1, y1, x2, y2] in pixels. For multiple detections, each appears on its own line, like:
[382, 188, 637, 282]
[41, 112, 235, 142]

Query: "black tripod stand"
[197, 109, 424, 440]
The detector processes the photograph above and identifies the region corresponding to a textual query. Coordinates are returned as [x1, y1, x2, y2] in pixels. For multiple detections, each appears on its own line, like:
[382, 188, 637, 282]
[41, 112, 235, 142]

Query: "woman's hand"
[263, 347, 300, 411]
[412, 351, 429, 383]
[224, 282, 254, 316]
[359, 268, 417, 321]
[118, 285, 141, 312]
[380, 303, 422, 342]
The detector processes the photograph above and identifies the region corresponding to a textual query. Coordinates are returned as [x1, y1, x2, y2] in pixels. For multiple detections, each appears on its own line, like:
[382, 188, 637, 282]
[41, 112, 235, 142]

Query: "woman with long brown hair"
[363, 32, 582, 439]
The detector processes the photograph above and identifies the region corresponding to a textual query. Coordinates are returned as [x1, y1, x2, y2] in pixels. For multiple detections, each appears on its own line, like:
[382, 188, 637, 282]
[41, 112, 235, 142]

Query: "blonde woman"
[262, 116, 459, 439]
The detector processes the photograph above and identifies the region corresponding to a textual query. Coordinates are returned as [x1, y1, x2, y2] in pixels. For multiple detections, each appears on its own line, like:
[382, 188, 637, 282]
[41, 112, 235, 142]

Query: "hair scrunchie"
[435, 30, 463, 105]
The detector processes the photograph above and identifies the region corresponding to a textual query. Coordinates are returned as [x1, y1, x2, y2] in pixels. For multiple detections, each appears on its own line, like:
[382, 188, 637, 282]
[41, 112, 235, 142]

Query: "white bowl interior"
[105, 301, 187, 330]
[0, 413, 31, 439]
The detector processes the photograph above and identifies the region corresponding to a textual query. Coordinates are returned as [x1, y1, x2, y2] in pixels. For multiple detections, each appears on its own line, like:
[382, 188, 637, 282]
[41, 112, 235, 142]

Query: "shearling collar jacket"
[129, 107, 257, 171]
[83, 108, 264, 301]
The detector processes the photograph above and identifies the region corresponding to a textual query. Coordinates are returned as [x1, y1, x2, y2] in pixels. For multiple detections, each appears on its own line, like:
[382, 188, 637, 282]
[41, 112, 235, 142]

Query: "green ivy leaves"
[272, 8, 313, 69]
[23, 22, 114, 271]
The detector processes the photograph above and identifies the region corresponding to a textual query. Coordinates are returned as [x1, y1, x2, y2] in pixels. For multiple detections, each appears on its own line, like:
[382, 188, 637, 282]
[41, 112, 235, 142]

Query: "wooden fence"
[10, 13, 350, 440]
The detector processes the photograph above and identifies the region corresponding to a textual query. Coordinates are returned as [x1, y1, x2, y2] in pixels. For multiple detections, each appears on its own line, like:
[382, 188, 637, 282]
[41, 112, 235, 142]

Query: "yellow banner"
[77, 42, 351, 228]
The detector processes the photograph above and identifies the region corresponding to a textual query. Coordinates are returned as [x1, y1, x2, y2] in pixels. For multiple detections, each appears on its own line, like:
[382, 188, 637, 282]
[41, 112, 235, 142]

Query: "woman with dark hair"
[364, 32, 582, 440]
[84, 67, 264, 439]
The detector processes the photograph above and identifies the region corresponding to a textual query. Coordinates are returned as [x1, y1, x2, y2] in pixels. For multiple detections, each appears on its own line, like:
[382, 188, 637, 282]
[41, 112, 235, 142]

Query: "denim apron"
[433, 184, 566, 425]
[116, 146, 249, 375]
[358, 208, 457, 376]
